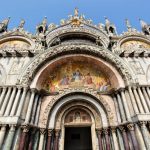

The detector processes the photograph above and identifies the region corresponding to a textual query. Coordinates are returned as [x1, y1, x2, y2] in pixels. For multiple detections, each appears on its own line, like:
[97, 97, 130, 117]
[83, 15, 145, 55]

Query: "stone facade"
[0, 9, 150, 150]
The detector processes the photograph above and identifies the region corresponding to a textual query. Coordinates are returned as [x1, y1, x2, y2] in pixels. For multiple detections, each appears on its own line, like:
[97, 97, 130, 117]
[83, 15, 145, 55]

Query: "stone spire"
[18, 19, 25, 29]
[139, 19, 150, 35]
[139, 19, 147, 28]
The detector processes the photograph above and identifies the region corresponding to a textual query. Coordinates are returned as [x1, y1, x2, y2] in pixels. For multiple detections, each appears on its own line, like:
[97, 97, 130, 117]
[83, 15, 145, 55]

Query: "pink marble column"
[54, 129, 60, 150]
[18, 126, 30, 150]
[119, 126, 130, 150]
[96, 129, 103, 150]
[46, 129, 53, 150]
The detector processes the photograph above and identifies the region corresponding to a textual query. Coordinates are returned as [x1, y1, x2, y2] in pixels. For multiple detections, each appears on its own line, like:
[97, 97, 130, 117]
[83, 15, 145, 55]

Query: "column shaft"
[46, 129, 53, 150]
[5, 87, 17, 116]
[116, 93, 126, 122]
[35, 98, 42, 125]
[137, 87, 149, 113]
[135, 124, 146, 150]
[128, 87, 139, 114]
[0, 125, 6, 149]
[16, 87, 28, 116]
[96, 129, 103, 150]
[10, 88, 22, 116]
[111, 128, 119, 150]
[25, 89, 36, 123]
[0, 87, 12, 115]
[119, 126, 130, 150]
[113, 96, 121, 123]
[31, 94, 39, 124]
[18, 128, 29, 150]
[120, 90, 131, 121]
[38, 129, 46, 150]
[140, 122, 150, 150]
[54, 130, 60, 150]
[133, 87, 144, 113]
[0, 87, 7, 108]
[127, 124, 139, 150]
[142, 87, 150, 111]
[104, 129, 110, 150]
[4, 125, 16, 149]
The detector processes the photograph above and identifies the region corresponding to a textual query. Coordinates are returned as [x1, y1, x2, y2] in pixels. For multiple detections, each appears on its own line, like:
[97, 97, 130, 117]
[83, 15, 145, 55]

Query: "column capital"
[119, 125, 126, 132]
[39, 128, 46, 135]
[111, 126, 117, 133]
[55, 129, 61, 137]
[48, 129, 53, 136]
[30, 88, 38, 93]
[139, 121, 147, 128]
[16, 86, 23, 90]
[127, 123, 134, 131]
[21, 124, 30, 133]
[96, 128, 102, 135]
[9, 124, 16, 131]
[103, 128, 109, 134]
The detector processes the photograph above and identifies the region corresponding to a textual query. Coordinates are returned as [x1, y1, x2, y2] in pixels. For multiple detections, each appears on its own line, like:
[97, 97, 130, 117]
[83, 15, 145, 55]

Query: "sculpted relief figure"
[0, 17, 10, 33]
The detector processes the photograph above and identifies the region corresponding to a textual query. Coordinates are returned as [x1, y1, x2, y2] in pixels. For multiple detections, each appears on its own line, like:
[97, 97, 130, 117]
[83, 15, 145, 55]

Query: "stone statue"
[18, 19, 25, 29]
[36, 17, 47, 34]
[125, 19, 132, 31]
[74, 8, 79, 17]
[0, 17, 10, 33]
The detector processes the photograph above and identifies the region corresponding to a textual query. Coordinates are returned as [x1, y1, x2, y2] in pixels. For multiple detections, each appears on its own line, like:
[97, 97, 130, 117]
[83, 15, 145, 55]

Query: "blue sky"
[0, 0, 149, 33]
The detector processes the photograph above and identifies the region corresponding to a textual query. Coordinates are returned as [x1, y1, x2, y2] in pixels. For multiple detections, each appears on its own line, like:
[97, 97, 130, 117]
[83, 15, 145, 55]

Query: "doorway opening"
[64, 127, 92, 150]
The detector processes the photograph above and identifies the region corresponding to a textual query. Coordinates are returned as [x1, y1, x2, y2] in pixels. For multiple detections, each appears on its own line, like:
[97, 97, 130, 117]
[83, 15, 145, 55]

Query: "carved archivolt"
[46, 26, 109, 48]
[41, 89, 115, 127]
[17, 44, 136, 86]
[55, 102, 101, 129]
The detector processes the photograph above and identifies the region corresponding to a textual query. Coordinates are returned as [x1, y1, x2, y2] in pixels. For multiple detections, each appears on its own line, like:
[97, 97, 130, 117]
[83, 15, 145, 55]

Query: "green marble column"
[0, 125, 7, 149]
[139, 121, 150, 150]
[4, 125, 16, 150]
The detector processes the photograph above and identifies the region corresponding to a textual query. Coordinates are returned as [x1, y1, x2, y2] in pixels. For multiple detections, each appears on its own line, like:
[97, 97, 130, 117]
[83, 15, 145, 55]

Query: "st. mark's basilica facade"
[0, 9, 150, 150]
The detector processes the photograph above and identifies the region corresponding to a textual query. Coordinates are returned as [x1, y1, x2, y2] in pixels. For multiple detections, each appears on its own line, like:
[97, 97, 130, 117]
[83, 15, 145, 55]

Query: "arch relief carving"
[17, 44, 135, 86]
[55, 102, 101, 129]
[41, 89, 115, 127]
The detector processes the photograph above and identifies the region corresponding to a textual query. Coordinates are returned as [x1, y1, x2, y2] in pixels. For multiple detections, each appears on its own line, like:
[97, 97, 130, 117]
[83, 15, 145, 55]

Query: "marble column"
[10, 87, 22, 116]
[96, 129, 103, 150]
[46, 129, 53, 150]
[24, 89, 36, 124]
[103, 128, 110, 150]
[35, 97, 42, 125]
[142, 87, 150, 111]
[113, 96, 121, 123]
[127, 124, 139, 150]
[0, 87, 12, 115]
[0, 87, 7, 108]
[132, 87, 144, 113]
[16, 87, 28, 117]
[139, 121, 150, 150]
[146, 87, 150, 99]
[4, 87, 17, 116]
[13, 127, 21, 150]
[128, 86, 139, 114]
[120, 89, 131, 121]
[29, 129, 36, 150]
[111, 127, 119, 150]
[18, 126, 30, 150]
[31, 94, 39, 124]
[135, 124, 146, 150]
[137, 87, 149, 113]
[38, 128, 46, 150]
[116, 93, 126, 122]
[119, 126, 130, 150]
[4, 125, 16, 149]
[116, 128, 125, 150]
[0, 125, 7, 149]
[54, 129, 60, 150]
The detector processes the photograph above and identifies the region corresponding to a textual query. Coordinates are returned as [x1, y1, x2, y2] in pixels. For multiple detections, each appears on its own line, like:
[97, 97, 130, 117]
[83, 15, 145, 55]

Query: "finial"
[125, 19, 132, 31]
[42, 16, 47, 25]
[74, 7, 79, 17]
[139, 18, 147, 28]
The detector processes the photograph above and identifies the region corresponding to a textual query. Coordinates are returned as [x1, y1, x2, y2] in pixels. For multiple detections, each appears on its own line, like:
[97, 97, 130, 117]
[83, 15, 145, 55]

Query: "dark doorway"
[64, 127, 92, 150]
